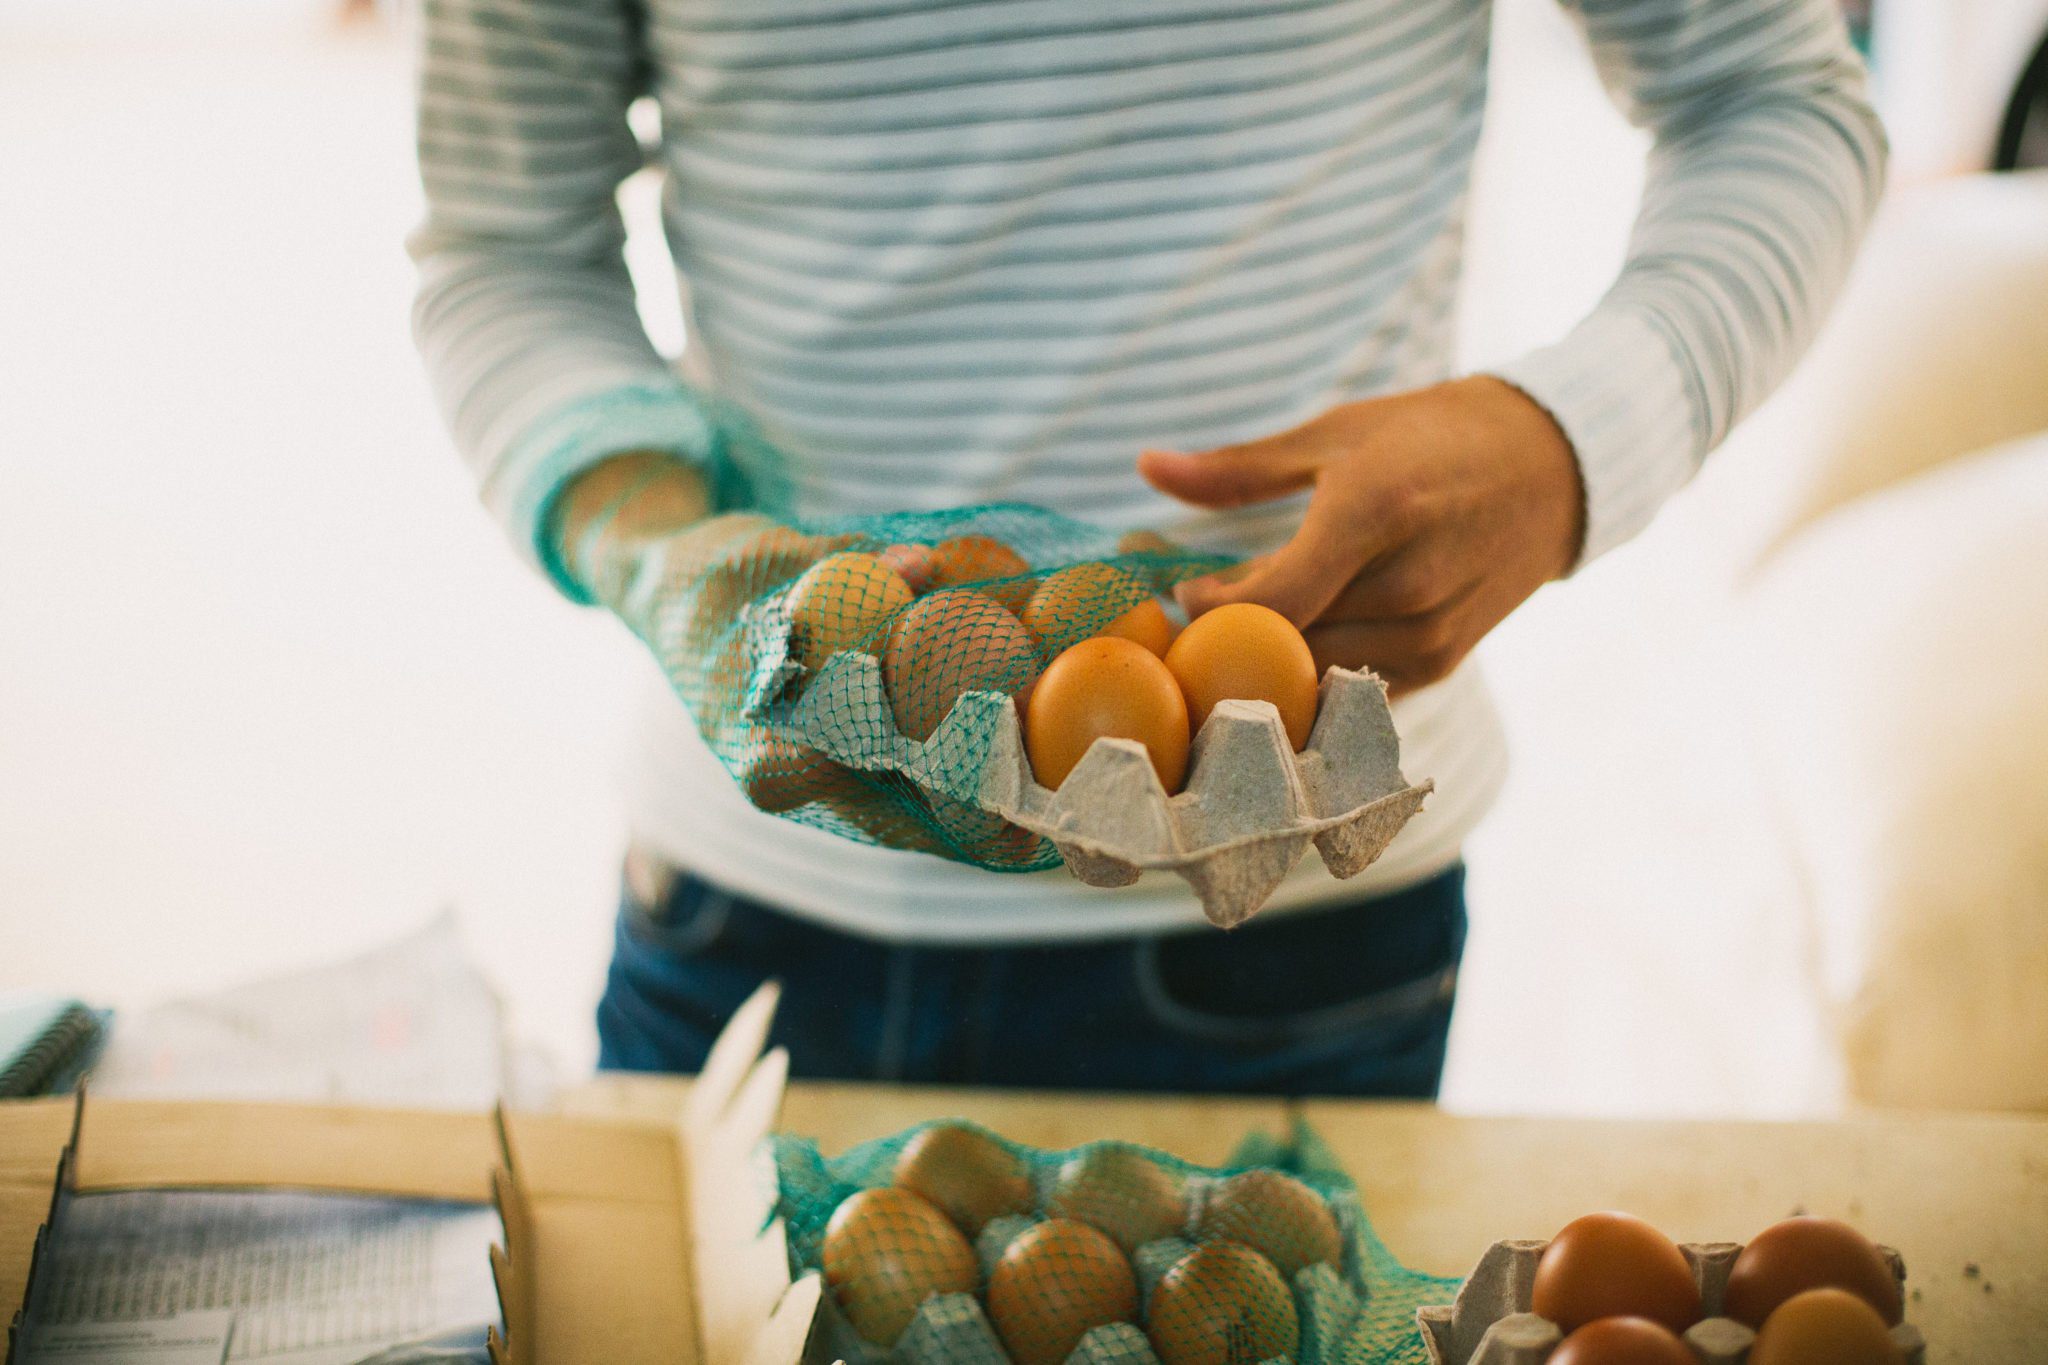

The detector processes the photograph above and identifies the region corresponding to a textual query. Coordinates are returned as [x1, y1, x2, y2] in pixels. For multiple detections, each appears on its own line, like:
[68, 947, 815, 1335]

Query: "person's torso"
[627, 0, 1508, 936]
[645, 0, 1495, 544]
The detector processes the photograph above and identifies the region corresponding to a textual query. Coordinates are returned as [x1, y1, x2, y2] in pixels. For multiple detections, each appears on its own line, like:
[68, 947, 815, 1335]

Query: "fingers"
[1137, 421, 1333, 510]
[1302, 617, 1473, 696]
[1174, 494, 1364, 625]
[1324, 546, 1472, 620]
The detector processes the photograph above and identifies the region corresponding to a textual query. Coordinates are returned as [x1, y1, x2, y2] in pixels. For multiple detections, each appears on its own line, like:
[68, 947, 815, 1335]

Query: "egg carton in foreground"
[783, 648, 1431, 928]
[1418, 1239, 1926, 1365]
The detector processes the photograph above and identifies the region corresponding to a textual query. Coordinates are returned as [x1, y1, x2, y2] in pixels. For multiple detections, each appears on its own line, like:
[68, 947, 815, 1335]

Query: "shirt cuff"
[485, 378, 724, 604]
[1487, 306, 1704, 568]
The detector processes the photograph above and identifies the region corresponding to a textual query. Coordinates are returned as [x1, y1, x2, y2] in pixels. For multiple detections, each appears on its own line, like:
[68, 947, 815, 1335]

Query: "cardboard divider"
[1417, 1238, 1928, 1365]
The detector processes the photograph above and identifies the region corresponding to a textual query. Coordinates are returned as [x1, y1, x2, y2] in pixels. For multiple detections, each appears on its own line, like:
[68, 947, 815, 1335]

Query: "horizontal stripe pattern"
[410, 0, 1883, 938]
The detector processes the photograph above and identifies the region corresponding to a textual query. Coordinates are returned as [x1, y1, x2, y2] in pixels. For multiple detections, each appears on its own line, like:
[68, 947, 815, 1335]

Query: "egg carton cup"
[764, 631, 1431, 928]
[1417, 1239, 1926, 1365]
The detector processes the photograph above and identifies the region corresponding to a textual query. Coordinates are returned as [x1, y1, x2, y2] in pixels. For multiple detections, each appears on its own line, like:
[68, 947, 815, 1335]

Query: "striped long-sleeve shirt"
[411, 0, 1884, 942]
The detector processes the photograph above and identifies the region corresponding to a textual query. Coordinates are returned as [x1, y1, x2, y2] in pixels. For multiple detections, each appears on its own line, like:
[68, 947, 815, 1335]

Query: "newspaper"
[85, 914, 544, 1110]
[20, 1187, 499, 1365]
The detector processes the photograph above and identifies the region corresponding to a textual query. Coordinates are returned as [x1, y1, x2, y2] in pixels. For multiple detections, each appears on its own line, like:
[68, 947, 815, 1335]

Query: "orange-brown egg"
[1532, 1213, 1702, 1334]
[1019, 564, 1149, 648]
[882, 590, 1041, 741]
[787, 551, 914, 669]
[1044, 1146, 1188, 1254]
[739, 738, 864, 815]
[878, 542, 938, 594]
[1749, 1288, 1905, 1365]
[1163, 603, 1319, 750]
[927, 534, 1034, 610]
[1024, 637, 1190, 793]
[1194, 1169, 1342, 1279]
[820, 1186, 979, 1346]
[892, 1123, 1034, 1236]
[1723, 1217, 1902, 1329]
[1102, 597, 1177, 657]
[1146, 1241, 1298, 1365]
[986, 1218, 1139, 1365]
[1549, 1317, 1695, 1365]
[1116, 529, 1178, 556]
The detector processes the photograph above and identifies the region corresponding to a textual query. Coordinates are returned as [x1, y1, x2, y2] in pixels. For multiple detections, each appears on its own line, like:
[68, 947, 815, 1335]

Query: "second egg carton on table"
[1417, 1240, 1927, 1365]
[782, 646, 1431, 929]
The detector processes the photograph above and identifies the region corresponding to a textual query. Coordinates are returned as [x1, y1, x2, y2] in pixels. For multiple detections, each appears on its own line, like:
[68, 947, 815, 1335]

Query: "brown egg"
[892, 1123, 1034, 1236]
[738, 738, 864, 815]
[1750, 1288, 1906, 1365]
[1194, 1169, 1342, 1279]
[882, 590, 1041, 741]
[1146, 1241, 1299, 1365]
[878, 542, 937, 594]
[927, 534, 1034, 610]
[820, 1187, 978, 1346]
[1045, 1147, 1189, 1254]
[986, 1218, 1139, 1365]
[1549, 1317, 1696, 1365]
[1723, 1217, 1902, 1329]
[1102, 598, 1177, 657]
[1024, 638, 1190, 793]
[1116, 529, 1179, 556]
[1531, 1213, 1702, 1334]
[786, 551, 914, 670]
[1019, 563, 1148, 645]
[1163, 603, 1319, 750]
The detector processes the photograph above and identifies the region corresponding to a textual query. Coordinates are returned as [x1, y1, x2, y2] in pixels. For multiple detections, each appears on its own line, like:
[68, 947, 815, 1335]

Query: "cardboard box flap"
[0, 1099, 77, 1335]
[71, 1098, 496, 1202]
[683, 983, 801, 1365]
[489, 981, 810, 1365]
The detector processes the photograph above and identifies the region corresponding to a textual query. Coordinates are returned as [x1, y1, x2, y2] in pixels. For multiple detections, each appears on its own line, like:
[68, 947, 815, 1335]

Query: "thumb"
[1138, 427, 1328, 510]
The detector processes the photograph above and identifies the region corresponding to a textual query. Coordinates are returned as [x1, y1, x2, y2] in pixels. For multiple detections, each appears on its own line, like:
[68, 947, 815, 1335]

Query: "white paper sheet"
[86, 914, 531, 1110]
[21, 1188, 499, 1365]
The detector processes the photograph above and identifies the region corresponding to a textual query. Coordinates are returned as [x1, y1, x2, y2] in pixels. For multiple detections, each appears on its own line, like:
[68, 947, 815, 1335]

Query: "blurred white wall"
[0, 0, 643, 1072]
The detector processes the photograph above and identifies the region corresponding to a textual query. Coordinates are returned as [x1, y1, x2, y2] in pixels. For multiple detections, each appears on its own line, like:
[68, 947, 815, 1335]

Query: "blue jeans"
[597, 865, 1466, 1098]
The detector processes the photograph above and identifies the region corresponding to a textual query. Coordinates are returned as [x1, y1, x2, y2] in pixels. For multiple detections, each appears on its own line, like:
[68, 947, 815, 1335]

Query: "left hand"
[1138, 376, 1585, 697]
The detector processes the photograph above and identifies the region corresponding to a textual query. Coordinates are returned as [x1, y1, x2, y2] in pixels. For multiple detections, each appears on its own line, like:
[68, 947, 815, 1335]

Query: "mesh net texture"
[574, 478, 1231, 871]
[772, 1119, 1459, 1365]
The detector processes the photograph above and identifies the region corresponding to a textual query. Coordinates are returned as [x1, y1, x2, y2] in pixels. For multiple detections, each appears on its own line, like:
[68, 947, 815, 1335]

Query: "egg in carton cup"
[775, 1116, 1453, 1365]
[1417, 1238, 1926, 1365]
[748, 598, 1432, 928]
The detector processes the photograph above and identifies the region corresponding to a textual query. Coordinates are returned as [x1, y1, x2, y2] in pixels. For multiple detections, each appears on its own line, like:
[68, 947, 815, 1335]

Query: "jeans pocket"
[620, 873, 736, 959]
[1131, 935, 1458, 1052]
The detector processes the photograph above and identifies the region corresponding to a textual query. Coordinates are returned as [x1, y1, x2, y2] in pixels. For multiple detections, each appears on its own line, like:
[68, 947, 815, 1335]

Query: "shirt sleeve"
[408, 0, 722, 601]
[1488, 0, 1888, 565]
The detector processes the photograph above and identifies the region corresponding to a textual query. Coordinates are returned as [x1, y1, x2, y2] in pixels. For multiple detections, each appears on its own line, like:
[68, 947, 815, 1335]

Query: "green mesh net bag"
[770, 1119, 1458, 1365]
[566, 450, 1232, 871]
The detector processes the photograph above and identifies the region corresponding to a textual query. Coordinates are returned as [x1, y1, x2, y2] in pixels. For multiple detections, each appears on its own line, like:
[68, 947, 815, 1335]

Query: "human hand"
[1138, 376, 1584, 697]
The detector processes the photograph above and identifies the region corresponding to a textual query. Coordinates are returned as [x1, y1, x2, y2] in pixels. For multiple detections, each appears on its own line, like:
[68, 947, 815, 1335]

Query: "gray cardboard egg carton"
[1417, 1239, 1927, 1365]
[772, 633, 1431, 928]
[808, 1182, 1372, 1365]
